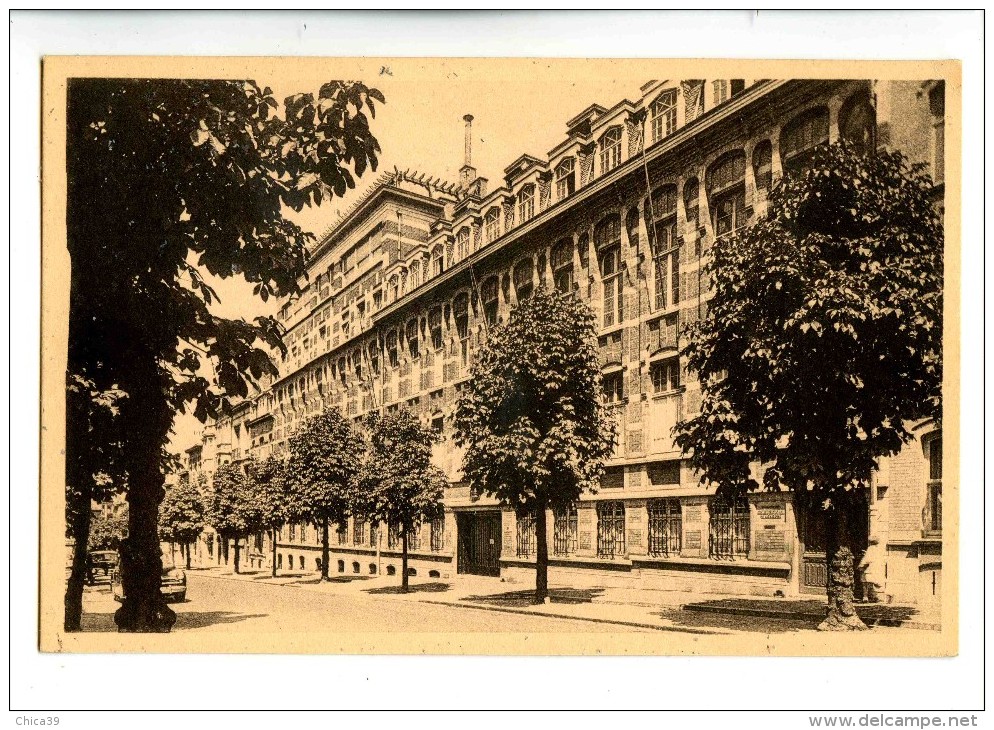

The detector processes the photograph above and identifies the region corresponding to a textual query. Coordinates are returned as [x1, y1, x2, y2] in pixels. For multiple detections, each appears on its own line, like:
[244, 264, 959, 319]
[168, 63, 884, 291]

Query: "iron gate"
[457, 512, 502, 577]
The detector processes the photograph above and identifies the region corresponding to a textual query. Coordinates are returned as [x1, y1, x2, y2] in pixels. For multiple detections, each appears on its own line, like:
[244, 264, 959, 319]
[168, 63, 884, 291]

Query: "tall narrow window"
[650, 357, 681, 393]
[648, 185, 679, 310]
[555, 157, 576, 199]
[456, 227, 470, 261]
[481, 276, 499, 326]
[513, 258, 535, 302]
[596, 215, 624, 327]
[712, 80, 728, 106]
[707, 151, 748, 239]
[599, 127, 622, 174]
[386, 330, 399, 368]
[431, 244, 444, 278]
[551, 239, 575, 294]
[752, 140, 773, 197]
[730, 79, 745, 97]
[928, 83, 945, 185]
[925, 434, 942, 535]
[409, 259, 420, 291]
[367, 339, 379, 377]
[428, 307, 443, 351]
[430, 516, 445, 552]
[454, 292, 470, 367]
[553, 504, 578, 557]
[353, 520, 367, 546]
[517, 185, 535, 223]
[602, 370, 624, 404]
[840, 92, 876, 157]
[780, 107, 829, 177]
[484, 207, 501, 242]
[515, 511, 537, 558]
[596, 501, 626, 558]
[389, 274, 399, 302]
[647, 499, 682, 557]
[406, 318, 419, 360]
[650, 89, 678, 144]
[683, 178, 701, 256]
[709, 496, 750, 559]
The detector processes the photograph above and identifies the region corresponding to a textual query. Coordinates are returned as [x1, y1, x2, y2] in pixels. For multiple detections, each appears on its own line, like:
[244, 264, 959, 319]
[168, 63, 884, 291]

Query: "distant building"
[182, 78, 944, 604]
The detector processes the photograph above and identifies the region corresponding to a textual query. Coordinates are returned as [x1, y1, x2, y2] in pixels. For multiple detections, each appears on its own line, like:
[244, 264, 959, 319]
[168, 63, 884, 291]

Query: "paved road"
[81, 573, 651, 634]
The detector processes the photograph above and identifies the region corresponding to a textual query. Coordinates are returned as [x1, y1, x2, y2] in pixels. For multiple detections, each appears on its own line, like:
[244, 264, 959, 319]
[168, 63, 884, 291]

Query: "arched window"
[596, 214, 624, 327]
[683, 178, 701, 236]
[517, 185, 536, 223]
[752, 140, 773, 196]
[647, 185, 679, 309]
[599, 127, 622, 174]
[351, 349, 363, 381]
[288, 554, 294, 570]
[484, 207, 501, 242]
[367, 339, 379, 377]
[650, 89, 678, 144]
[386, 330, 399, 368]
[707, 151, 748, 238]
[456, 227, 471, 261]
[409, 259, 420, 290]
[431, 244, 444, 277]
[555, 157, 576, 200]
[513, 258, 535, 302]
[406, 318, 419, 360]
[428, 307, 443, 351]
[839, 92, 876, 156]
[454, 292, 470, 366]
[481, 276, 499, 326]
[551, 239, 574, 294]
[780, 106, 829, 176]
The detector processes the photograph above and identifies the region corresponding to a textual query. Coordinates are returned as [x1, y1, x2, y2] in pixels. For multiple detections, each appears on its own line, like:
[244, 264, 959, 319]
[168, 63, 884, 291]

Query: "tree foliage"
[66, 77, 383, 629]
[158, 476, 206, 547]
[88, 507, 129, 551]
[247, 455, 293, 577]
[673, 143, 942, 628]
[205, 462, 262, 573]
[454, 288, 616, 600]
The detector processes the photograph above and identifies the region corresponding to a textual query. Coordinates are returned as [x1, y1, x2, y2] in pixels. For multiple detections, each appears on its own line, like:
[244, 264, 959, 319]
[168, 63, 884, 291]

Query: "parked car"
[111, 554, 187, 603]
[87, 550, 117, 585]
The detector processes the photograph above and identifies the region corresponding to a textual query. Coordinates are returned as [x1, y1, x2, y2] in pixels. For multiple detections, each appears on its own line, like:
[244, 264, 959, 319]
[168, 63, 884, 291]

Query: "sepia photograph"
[14, 8, 983, 721]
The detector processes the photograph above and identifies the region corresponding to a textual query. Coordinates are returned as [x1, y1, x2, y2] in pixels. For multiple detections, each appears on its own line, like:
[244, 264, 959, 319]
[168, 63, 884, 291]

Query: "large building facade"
[181, 78, 945, 605]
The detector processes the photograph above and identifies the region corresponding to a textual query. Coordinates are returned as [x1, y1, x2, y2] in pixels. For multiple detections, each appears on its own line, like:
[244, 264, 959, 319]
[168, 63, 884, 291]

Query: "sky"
[169, 59, 654, 453]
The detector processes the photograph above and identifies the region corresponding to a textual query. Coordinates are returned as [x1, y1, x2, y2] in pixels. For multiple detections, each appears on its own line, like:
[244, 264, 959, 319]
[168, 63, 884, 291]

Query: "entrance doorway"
[800, 497, 869, 597]
[457, 511, 502, 577]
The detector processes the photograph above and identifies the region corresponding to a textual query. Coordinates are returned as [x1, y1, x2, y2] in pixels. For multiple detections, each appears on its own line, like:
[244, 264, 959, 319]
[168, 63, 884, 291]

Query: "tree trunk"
[321, 518, 330, 581]
[819, 505, 868, 631]
[64, 492, 92, 632]
[271, 527, 278, 578]
[233, 540, 241, 574]
[535, 502, 549, 604]
[401, 529, 409, 592]
[185, 541, 192, 570]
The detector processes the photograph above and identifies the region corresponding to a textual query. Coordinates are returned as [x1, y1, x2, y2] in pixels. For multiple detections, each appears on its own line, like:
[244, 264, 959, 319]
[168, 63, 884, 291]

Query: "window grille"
[406, 524, 421, 552]
[430, 516, 445, 552]
[516, 512, 537, 557]
[553, 505, 578, 557]
[709, 497, 750, 559]
[596, 501, 626, 558]
[647, 499, 682, 556]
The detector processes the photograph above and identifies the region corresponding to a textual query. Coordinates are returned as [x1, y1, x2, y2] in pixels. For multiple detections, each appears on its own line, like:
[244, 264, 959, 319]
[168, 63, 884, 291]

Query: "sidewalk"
[192, 565, 939, 634]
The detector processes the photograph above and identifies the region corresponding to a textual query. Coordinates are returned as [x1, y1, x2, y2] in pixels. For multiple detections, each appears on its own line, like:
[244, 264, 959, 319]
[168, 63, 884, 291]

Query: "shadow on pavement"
[683, 598, 921, 626]
[366, 582, 452, 595]
[655, 607, 818, 633]
[460, 587, 606, 607]
[82, 610, 268, 633]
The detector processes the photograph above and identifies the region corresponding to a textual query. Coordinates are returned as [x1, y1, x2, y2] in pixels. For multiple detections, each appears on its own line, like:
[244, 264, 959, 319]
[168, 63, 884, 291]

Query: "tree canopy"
[673, 142, 943, 629]
[66, 77, 383, 630]
[454, 287, 616, 600]
[246, 455, 293, 577]
[158, 476, 207, 551]
[205, 462, 262, 574]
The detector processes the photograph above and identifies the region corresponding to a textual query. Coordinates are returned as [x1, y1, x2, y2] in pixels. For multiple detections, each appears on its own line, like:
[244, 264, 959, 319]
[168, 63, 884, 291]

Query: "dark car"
[111, 554, 187, 603]
[87, 550, 117, 585]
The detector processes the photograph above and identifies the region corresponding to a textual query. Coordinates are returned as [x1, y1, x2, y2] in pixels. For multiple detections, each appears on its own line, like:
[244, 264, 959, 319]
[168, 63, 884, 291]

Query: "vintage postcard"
[40, 56, 960, 657]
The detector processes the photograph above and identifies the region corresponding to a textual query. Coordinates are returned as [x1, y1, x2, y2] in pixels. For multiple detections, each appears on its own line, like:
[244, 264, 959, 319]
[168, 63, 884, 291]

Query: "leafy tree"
[248, 455, 293, 577]
[88, 505, 129, 552]
[356, 410, 447, 592]
[205, 462, 262, 575]
[158, 476, 207, 569]
[65, 374, 128, 631]
[673, 143, 942, 631]
[67, 78, 383, 631]
[286, 409, 366, 581]
[454, 288, 617, 602]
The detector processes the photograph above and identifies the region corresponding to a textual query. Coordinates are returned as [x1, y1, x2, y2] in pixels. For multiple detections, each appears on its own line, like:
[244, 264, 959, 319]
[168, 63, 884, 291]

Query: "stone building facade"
[180, 77, 945, 604]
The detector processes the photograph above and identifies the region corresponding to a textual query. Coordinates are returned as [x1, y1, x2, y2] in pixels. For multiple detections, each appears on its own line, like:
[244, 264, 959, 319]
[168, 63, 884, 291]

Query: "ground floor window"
[353, 520, 367, 547]
[430, 516, 445, 552]
[407, 524, 421, 552]
[647, 499, 682, 557]
[596, 501, 626, 558]
[336, 522, 348, 545]
[516, 511, 537, 557]
[709, 496, 750, 559]
[553, 504, 578, 557]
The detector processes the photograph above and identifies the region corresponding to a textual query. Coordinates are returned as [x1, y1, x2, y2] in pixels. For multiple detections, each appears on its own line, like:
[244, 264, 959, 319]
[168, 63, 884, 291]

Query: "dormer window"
[456, 227, 471, 261]
[485, 207, 501, 243]
[517, 185, 536, 223]
[431, 244, 444, 278]
[650, 90, 678, 144]
[599, 127, 622, 174]
[555, 157, 576, 200]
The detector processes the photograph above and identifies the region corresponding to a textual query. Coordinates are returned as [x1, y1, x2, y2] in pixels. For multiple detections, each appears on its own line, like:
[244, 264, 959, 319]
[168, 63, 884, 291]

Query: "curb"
[681, 603, 940, 631]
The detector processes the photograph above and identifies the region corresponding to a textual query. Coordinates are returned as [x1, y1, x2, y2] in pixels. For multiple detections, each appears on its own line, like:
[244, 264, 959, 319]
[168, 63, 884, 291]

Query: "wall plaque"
[757, 504, 785, 521]
[579, 532, 592, 551]
[685, 506, 702, 523]
[628, 529, 643, 548]
[755, 529, 786, 552]
[685, 530, 702, 550]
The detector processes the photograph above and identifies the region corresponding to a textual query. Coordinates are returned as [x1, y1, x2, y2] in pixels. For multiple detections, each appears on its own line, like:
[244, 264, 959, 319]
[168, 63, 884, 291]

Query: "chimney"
[459, 114, 477, 189]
